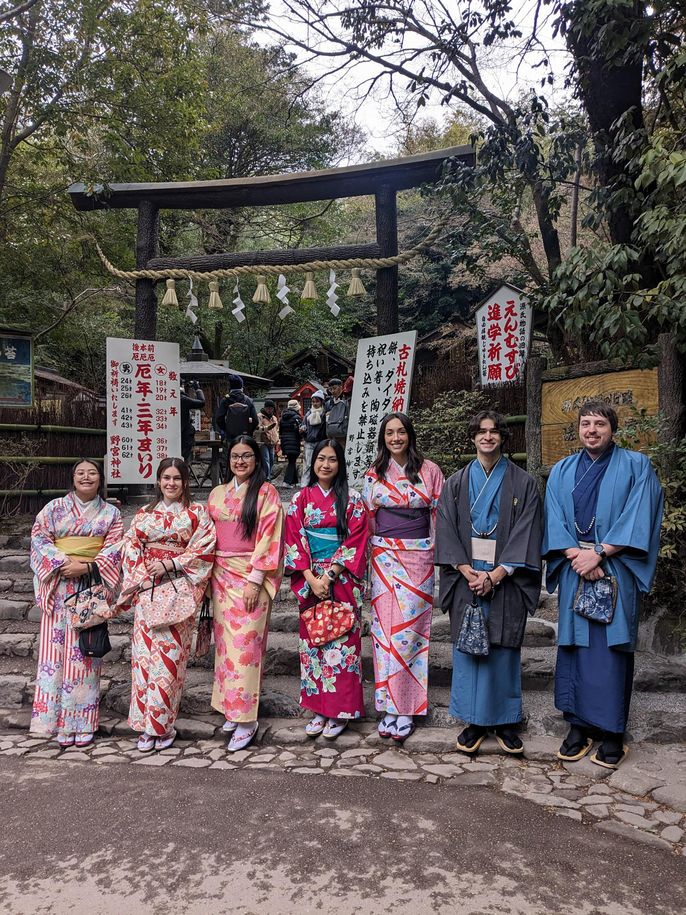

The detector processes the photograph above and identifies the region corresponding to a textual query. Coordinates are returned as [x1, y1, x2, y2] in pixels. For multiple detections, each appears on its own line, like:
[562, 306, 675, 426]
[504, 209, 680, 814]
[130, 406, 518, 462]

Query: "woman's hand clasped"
[309, 576, 331, 601]
[60, 558, 90, 579]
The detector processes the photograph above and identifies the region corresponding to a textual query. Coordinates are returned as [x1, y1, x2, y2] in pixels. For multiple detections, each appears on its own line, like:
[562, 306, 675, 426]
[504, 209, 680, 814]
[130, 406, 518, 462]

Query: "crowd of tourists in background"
[28, 400, 663, 771]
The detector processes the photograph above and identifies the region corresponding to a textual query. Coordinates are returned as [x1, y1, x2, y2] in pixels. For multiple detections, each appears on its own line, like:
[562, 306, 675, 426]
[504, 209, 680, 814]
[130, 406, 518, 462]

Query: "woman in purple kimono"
[284, 438, 370, 739]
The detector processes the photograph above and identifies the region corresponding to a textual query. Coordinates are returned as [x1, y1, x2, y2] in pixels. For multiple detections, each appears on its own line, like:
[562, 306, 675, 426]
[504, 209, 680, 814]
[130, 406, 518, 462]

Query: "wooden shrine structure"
[67, 146, 474, 340]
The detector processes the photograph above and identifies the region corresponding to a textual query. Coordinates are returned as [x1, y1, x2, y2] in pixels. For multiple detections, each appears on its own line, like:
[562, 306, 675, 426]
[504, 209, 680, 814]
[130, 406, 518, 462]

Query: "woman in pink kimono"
[208, 435, 283, 752]
[30, 459, 123, 747]
[285, 438, 370, 740]
[363, 413, 444, 742]
[117, 458, 215, 752]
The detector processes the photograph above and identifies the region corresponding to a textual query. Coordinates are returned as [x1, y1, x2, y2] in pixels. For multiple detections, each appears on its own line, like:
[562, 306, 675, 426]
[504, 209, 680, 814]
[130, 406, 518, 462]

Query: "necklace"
[470, 456, 502, 538]
[574, 517, 595, 536]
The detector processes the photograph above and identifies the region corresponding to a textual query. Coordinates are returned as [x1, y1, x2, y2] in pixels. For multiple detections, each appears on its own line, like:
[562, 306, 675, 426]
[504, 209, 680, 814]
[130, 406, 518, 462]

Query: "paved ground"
[1, 752, 685, 915]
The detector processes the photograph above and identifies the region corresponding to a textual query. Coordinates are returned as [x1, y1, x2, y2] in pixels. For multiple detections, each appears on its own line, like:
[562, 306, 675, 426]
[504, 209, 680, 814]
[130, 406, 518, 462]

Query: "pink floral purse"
[65, 563, 111, 630]
[137, 568, 197, 630]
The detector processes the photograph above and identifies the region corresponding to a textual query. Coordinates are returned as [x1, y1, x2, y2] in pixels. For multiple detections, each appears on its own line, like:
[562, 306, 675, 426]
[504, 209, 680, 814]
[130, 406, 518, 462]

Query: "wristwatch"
[594, 544, 607, 559]
[325, 569, 337, 581]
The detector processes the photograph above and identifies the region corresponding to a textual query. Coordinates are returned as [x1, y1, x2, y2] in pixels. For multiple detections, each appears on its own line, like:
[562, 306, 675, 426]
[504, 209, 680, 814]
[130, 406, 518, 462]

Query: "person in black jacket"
[279, 399, 302, 486]
[214, 374, 259, 441]
[180, 380, 205, 463]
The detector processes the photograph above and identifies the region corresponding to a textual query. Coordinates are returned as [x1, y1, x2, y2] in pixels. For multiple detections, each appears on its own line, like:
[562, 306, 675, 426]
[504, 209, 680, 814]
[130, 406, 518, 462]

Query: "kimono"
[436, 459, 542, 727]
[29, 493, 123, 738]
[117, 502, 216, 737]
[543, 445, 663, 733]
[362, 459, 444, 716]
[284, 485, 369, 719]
[208, 480, 284, 723]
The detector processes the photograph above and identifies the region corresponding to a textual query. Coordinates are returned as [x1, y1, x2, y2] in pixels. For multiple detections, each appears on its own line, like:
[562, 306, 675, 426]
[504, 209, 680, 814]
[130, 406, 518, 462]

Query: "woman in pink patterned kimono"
[284, 438, 370, 740]
[208, 435, 283, 752]
[117, 458, 215, 752]
[30, 459, 123, 748]
[363, 413, 444, 742]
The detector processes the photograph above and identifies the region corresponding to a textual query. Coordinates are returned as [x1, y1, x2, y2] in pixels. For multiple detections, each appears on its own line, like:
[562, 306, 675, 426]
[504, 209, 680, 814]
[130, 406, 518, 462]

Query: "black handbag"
[79, 621, 111, 659]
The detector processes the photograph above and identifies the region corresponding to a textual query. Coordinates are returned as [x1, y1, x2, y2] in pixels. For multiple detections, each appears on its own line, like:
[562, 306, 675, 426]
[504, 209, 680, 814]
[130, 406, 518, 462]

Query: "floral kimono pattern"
[208, 481, 284, 722]
[117, 503, 216, 736]
[29, 493, 123, 737]
[284, 485, 369, 719]
[363, 459, 444, 716]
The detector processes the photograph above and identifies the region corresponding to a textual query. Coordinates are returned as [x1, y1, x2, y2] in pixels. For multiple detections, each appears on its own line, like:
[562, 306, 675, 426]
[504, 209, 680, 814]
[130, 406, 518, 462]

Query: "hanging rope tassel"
[252, 274, 271, 304]
[347, 268, 366, 297]
[208, 280, 224, 309]
[301, 271, 318, 302]
[161, 279, 179, 306]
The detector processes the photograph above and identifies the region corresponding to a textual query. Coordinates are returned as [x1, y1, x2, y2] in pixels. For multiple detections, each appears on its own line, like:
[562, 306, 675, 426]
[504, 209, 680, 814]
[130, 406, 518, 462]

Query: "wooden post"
[525, 353, 544, 498]
[657, 333, 685, 442]
[134, 200, 160, 341]
[375, 184, 399, 335]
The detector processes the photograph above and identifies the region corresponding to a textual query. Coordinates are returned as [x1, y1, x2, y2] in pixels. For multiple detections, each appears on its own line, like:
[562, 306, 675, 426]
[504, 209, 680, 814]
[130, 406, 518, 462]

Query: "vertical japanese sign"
[346, 331, 418, 488]
[476, 284, 532, 386]
[0, 332, 33, 408]
[106, 338, 181, 484]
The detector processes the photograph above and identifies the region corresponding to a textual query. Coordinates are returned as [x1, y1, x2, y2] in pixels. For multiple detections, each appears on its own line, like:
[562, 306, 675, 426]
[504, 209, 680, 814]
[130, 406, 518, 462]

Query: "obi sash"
[375, 506, 430, 540]
[213, 518, 255, 556]
[305, 526, 340, 562]
[54, 535, 104, 560]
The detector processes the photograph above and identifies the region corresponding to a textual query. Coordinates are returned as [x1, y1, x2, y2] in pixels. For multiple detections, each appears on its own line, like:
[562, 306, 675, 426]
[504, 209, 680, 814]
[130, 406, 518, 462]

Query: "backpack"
[224, 401, 252, 439]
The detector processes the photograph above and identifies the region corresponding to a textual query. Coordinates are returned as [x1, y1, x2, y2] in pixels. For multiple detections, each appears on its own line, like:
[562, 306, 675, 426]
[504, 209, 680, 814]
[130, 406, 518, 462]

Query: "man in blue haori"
[543, 401, 663, 769]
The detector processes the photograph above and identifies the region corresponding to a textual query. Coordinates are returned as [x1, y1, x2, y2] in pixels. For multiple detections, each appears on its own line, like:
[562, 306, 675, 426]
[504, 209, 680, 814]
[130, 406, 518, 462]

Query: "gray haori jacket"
[435, 460, 543, 649]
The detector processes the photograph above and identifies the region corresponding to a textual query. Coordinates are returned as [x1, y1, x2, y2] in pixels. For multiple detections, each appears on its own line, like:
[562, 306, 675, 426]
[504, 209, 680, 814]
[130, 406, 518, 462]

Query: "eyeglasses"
[230, 452, 256, 463]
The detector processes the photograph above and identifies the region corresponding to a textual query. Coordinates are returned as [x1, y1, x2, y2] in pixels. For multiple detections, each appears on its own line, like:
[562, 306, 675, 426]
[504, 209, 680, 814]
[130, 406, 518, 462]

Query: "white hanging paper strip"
[276, 273, 290, 303]
[326, 269, 339, 315]
[278, 304, 294, 320]
[232, 279, 246, 322]
[185, 277, 198, 323]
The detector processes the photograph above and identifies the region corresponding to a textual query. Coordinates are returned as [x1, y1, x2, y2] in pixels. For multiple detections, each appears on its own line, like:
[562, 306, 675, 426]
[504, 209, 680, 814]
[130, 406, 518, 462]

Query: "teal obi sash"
[306, 526, 340, 561]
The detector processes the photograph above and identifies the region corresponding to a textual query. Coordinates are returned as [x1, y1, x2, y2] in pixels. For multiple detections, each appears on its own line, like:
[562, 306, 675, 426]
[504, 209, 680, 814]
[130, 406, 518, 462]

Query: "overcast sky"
[264, 0, 573, 158]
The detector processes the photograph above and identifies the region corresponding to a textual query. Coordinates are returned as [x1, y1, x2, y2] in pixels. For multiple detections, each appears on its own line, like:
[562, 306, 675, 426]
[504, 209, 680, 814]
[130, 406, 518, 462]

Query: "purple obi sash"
[375, 506, 430, 539]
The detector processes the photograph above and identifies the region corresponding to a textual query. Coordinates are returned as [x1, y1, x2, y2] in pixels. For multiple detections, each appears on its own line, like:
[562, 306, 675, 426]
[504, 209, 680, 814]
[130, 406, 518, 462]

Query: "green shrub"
[412, 389, 488, 477]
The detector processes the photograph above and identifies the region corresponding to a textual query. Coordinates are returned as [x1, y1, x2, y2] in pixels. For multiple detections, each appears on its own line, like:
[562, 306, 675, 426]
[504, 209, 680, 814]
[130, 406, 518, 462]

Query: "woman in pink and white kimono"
[30, 459, 123, 748]
[363, 413, 444, 742]
[208, 435, 284, 752]
[117, 458, 215, 752]
[284, 438, 370, 740]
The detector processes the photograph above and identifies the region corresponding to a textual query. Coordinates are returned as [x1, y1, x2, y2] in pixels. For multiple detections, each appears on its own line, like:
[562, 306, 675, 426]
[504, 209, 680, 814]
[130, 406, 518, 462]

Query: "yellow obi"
[54, 536, 104, 560]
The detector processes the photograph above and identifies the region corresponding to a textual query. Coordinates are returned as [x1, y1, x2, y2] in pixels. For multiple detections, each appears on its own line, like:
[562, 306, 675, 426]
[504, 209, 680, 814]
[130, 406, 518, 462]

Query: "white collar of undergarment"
[390, 458, 408, 473]
[233, 477, 246, 492]
[73, 493, 98, 510]
[158, 499, 182, 514]
[316, 483, 334, 498]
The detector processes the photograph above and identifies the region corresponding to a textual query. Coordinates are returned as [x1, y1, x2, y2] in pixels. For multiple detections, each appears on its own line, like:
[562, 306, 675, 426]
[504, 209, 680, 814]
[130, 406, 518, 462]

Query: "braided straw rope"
[92, 211, 451, 283]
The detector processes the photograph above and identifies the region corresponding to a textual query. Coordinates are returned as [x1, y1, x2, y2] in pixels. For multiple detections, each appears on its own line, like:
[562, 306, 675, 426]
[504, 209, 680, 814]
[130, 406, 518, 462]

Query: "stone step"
[1, 667, 684, 744]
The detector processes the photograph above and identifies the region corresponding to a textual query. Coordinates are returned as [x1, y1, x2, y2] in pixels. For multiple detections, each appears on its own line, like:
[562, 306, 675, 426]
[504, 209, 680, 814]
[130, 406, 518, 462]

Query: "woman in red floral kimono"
[116, 458, 215, 752]
[284, 438, 369, 739]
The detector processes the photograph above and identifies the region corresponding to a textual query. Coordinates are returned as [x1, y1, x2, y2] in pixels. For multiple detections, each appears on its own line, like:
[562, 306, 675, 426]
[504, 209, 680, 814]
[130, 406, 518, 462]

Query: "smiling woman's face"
[73, 462, 100, 501]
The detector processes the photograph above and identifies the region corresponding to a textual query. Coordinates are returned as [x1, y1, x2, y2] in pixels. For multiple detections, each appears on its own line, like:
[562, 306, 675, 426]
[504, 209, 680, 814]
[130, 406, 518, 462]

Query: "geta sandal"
[391, 720, 415, 743]
[456, 725, 487, 754]
[590, 744, 629, 770]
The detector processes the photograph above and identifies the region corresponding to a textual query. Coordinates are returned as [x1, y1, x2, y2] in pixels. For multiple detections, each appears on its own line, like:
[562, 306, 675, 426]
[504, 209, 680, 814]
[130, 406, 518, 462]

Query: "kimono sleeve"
[330, 490, 369, 580]
[116, 510, 150, 602]
[434, 474, 470, 568]
[30, 501, 67, 586]
[498, 474, 542, 573]
[92, 508, 124, 591]
[542, 462, 579, 592]
[177, 504, 217, 587]
[284, 489, 312, 574]
[247, 483, 284, 585]
[425, 460, 445, 537]
[361, 470, 377, 534]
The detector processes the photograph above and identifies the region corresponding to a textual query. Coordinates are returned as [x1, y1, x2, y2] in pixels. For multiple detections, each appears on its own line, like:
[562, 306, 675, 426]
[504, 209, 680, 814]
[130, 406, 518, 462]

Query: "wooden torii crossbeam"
[68, 145, 475, 340]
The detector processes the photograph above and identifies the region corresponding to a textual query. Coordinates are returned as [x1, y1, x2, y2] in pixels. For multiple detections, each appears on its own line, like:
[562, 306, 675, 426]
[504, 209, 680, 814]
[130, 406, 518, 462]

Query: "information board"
[106, 338, 181, 484]
[0, 332, 33, 408]
[345, 331, 418, 488]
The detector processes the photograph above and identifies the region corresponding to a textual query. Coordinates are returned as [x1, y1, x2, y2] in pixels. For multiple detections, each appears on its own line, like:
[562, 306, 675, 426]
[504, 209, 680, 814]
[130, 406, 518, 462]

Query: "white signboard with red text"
[106, 338, 181, 484]
[476, 284, 532, 386]
[346, 331, 417, 488]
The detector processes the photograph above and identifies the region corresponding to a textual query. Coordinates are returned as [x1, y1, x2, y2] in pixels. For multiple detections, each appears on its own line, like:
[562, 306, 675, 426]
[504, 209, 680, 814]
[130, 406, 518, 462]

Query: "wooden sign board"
[541, 368, 658, 465]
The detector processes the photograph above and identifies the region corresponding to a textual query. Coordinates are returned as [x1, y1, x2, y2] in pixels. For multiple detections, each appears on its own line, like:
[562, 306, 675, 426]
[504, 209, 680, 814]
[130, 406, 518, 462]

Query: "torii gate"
[68, 145, 474, 340]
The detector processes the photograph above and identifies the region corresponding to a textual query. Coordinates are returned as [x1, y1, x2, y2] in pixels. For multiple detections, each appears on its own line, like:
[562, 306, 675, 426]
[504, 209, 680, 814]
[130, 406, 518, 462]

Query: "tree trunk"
[657, 333, 686, 442]
[134, 201, 160, 341]
[375, 184, 399, 335]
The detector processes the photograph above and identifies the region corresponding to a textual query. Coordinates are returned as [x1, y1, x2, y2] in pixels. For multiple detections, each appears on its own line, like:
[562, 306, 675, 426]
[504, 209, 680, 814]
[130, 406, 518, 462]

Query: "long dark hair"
[307, 438, 349, 539]
[226, 435, 266, 540]
[371, 412, 424, 483]
[145, 458, 191, 511]
[71, 458, 104, 499]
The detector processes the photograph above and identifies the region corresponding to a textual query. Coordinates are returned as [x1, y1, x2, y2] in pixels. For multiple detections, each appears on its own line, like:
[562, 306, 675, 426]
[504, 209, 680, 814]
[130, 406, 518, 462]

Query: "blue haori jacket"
[543, 446, 664, 650]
